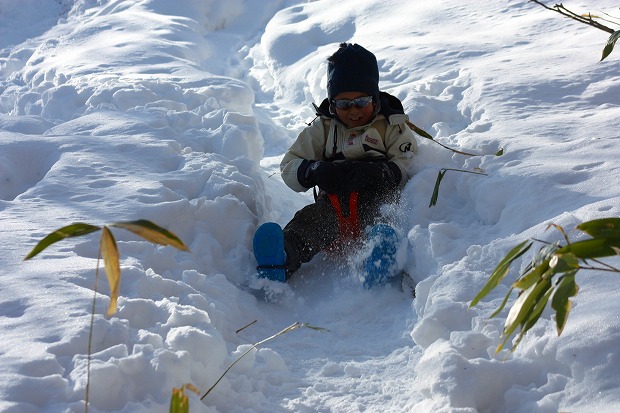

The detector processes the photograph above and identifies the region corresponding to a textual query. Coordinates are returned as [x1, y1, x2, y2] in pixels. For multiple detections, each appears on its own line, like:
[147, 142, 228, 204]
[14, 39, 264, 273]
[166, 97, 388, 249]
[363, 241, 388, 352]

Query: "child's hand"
[303, 161, 343, 193]
[299, 160, 400, 195]
[344, 161, 399, 193]
[297, 160, 345, 194]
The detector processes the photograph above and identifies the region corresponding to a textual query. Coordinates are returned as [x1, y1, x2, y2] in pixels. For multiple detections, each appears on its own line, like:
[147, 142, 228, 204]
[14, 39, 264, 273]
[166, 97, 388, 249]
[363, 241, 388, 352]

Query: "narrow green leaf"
[100, 227, 121, 317]
[24, 223, 101, 260]
[512, 260, 549, 290]
[510, 283, 553, 352]
[522, 279, 554, 333]
[470, 240, 532, 307]
[428, 168, 488, 208]
[407, 121, 434, 140]
[497, 278, 551, 353]
[495, 148, 504, 156]
[111, 219, 190, 252]
[558, 238, 618, 259]
[600, 30, 620, 62]
[576, 218, 620, 239]
[428, 170, 447, 207]
[488, 287, 515, 319]
[551, 271, 579, 336]
[503, 282, 536, 336]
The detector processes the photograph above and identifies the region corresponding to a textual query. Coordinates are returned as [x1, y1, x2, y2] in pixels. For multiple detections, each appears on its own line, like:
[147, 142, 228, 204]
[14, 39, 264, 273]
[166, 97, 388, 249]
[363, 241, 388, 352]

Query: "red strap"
[328, 192, 361, 242]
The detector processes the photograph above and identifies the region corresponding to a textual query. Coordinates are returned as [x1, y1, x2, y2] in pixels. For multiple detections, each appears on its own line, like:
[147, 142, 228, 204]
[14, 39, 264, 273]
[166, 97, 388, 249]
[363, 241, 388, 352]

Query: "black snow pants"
[282, 189, 396, 277]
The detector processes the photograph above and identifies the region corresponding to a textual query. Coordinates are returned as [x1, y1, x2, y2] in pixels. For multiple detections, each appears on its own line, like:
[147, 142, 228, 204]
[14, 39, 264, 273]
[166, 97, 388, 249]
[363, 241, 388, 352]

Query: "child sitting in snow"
[253, 42, 417, 287]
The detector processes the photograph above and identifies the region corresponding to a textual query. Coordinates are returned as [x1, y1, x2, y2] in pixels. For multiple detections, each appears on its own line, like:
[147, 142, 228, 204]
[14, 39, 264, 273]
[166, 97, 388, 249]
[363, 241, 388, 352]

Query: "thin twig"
[529, 1, 615, 34]
[546, 222, 571, 244]
[581, 257, 620, 273]
[531, 238, 554, 245]
[200, 322, 303, 400]
[235, 320, 257, 334]
[598, 11, 620, 26]
[578, 265, 620, 273]
[441, 168, 488, 176]
[431, 140, 483, 157]
[589, 257, 620, 272]
[406, 120, 496, 157]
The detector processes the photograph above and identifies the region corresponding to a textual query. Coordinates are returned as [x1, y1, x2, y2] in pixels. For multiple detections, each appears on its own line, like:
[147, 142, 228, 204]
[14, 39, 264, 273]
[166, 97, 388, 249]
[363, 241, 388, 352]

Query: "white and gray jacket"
[280, 92, 418, 193]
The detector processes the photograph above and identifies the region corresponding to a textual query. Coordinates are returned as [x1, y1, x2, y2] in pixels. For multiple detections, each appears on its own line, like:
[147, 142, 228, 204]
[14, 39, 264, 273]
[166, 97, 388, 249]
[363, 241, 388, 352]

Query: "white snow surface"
[1, 0, 619, 412]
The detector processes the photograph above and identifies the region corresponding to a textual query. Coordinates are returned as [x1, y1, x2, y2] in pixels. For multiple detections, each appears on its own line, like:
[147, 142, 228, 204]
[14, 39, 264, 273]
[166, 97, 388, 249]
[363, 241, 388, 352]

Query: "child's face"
[332, 91, 376, 128]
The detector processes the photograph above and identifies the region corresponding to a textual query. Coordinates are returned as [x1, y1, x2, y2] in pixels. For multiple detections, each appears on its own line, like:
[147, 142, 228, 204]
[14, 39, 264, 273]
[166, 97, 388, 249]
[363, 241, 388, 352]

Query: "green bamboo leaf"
[406, 121, 434, 140]
[470, 240, 532, 307]
[551, 271, 579, 335]
[510, 283, 553, 352]
[557, 238, 618, 259]
[24, 223, 101, 260]
[522, 283, 553, 332]
[428, 168, 488, 208]
[600, 30, 620, 62]
[488, 287, 515, 319]
[111, 219, 190, 252]
[531, 276, 557, 323]
[100, 227, 121, 317]
[576, 217, 620, 239]
[497, 277, 551, 353]
[512, 260, 549, 290]
[428, 170, 447, 207]
[502, 282, 537, 336]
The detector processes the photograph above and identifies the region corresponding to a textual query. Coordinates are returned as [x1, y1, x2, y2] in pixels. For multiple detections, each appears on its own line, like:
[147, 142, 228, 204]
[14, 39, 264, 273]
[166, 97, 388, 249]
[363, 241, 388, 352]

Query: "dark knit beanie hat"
[327, 43, 379, 99]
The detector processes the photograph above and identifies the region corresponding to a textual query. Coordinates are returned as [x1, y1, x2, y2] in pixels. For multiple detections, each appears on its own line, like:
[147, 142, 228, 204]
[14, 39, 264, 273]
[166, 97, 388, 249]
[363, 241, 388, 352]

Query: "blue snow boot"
[363, 224, 399, 289]
[253, 222, 287, 282]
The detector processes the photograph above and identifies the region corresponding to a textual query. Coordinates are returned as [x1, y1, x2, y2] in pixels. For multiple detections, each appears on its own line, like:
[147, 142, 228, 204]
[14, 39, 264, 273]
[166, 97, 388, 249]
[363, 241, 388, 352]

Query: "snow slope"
[0, 0, 619, 412]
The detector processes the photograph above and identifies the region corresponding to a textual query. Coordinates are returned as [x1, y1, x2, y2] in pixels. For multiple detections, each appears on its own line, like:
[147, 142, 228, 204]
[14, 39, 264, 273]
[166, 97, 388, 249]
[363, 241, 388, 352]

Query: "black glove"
[298, 160, 343, 193]
[344, 161, 401, 193]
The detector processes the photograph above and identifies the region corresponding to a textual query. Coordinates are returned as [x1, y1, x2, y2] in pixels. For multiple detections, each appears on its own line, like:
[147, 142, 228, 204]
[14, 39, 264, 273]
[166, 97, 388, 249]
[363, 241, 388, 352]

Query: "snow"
[1, 0, 619, 412]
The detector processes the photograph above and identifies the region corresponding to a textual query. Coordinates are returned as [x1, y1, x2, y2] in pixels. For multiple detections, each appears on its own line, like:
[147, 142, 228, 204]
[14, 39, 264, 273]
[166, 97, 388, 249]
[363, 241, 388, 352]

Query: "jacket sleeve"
[384, 123, 418, 187]
[280, 119, 328, 192]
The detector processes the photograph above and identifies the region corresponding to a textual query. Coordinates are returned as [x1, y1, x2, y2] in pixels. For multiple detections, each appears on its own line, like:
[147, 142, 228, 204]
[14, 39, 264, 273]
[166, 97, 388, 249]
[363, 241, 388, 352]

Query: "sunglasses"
[330, 96, 374, 110]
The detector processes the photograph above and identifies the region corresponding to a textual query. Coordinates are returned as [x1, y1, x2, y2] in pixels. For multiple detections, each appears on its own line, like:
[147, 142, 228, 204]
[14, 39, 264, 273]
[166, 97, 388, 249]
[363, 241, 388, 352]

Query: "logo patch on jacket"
[364, 135, 379, 145]
[399, 142, 412, 153]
